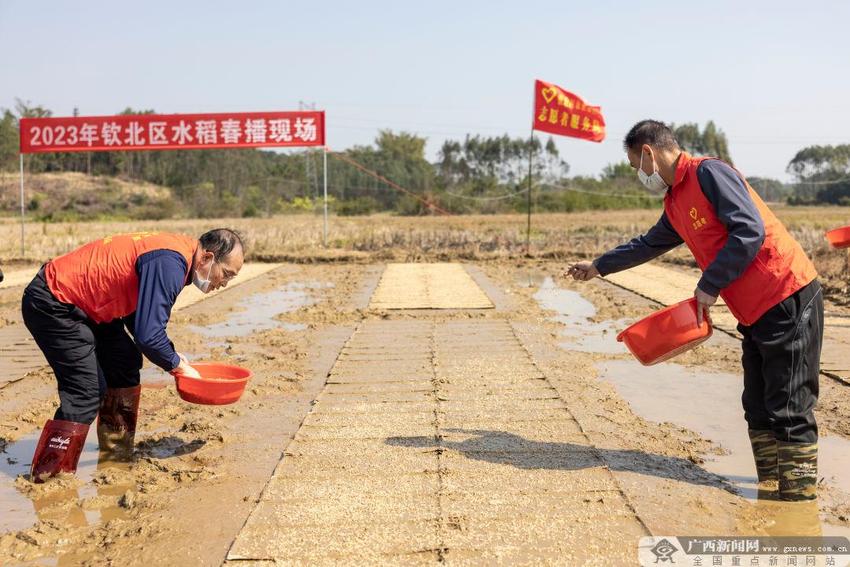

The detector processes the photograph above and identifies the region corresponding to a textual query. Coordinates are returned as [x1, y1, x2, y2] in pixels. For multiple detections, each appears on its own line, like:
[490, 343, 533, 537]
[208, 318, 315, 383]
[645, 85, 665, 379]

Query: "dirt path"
[227, 318, 648, 564]
[369, 263, 494, 309]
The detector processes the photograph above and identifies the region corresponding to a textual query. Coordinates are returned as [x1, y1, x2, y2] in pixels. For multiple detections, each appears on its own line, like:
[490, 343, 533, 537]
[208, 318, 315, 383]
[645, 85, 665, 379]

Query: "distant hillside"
[0, 172, 178, 221]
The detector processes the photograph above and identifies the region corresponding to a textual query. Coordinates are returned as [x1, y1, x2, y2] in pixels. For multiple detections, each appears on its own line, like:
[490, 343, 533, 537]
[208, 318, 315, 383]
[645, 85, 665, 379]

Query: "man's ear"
[200, 250, 215, 264]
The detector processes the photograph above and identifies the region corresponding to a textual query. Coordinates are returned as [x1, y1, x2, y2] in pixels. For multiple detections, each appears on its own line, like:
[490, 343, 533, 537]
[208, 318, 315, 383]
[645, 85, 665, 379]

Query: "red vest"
[664, 153, 817, 326]
[45, 232, 197, 323]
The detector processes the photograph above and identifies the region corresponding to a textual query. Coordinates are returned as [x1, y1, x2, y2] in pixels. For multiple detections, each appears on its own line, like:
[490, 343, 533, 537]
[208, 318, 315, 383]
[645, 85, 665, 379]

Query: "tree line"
[1, 100, 847, 219]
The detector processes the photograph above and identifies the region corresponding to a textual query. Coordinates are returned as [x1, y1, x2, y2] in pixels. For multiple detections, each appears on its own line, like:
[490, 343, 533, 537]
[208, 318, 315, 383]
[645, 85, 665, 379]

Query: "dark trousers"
[738, 279, 823, 444]
[21, 269, 142, 424]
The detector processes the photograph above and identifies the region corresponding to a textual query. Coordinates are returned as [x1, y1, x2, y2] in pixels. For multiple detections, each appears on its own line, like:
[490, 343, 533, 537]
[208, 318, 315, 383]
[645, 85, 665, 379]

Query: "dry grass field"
[1, 206, 848, 303]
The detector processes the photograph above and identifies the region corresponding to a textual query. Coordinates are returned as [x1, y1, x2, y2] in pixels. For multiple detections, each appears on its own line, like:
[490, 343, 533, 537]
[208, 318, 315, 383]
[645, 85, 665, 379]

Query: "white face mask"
[637, 151, 668, 193]
[192, 258, 215, 293]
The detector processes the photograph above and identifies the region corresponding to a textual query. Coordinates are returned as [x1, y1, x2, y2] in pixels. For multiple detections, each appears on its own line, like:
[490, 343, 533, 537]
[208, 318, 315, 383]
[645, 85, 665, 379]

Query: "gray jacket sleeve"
[594, 212, 684, 277]
[695, 160, 766, 296]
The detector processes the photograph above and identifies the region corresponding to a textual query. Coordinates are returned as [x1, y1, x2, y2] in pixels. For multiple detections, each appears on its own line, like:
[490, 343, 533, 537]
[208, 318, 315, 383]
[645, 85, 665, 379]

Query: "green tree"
[787, 144, 850, 205]
[0, 109, 18, 171]
[787, 144, 850, 180]
[436, 134, 568, 197]
[601, 161, 636, 180]
[342, 130, 434, 211]
[672, 121, 733, 163]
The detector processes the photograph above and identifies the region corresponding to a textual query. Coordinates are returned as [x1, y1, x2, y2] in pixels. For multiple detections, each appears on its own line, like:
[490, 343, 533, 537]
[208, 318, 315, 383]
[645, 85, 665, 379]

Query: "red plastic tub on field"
[616, 298, 713, 366]
[173, 362, 252, 405]
[825, 226, 850, 249]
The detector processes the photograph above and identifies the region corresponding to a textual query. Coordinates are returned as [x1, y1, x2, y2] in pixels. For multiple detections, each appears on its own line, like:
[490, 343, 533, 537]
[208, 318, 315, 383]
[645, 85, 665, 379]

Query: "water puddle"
[596, 359, 850, 537]
[533, 276, 627, 354]
[535, 278, 850, 538]
[1, 348, 211, 539]
[0, 426, 132, 535]
[190, 282, 331, 339]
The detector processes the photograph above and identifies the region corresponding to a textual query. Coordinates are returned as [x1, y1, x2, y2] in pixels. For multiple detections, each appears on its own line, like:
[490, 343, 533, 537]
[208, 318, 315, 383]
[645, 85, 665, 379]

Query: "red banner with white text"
[19, 111, 325, 154]
[532, 80, 605, 143]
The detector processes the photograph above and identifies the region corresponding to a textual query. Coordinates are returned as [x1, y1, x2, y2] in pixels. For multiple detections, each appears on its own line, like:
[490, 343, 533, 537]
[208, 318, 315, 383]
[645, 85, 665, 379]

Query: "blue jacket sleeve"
[594, 212, 684, 277]
[696, 160, 766, 296]
[134, 250, 187, 371]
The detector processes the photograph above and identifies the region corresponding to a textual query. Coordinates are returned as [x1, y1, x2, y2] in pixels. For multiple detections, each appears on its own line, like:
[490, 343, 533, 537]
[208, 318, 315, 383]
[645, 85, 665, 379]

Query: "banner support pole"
[322, 147, 328, 247]
[19, 154, 25, 258]
[526, 128, 533, 257]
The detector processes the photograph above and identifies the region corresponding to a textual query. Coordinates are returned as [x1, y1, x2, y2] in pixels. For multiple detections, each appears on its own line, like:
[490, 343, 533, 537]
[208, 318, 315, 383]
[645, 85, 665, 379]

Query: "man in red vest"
[22, 228, 244, 482]
[566, 120, 822, 501]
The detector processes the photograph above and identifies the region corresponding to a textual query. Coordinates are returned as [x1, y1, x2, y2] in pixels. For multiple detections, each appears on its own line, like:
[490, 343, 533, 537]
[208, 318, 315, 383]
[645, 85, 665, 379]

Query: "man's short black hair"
[623, 120, 679, 152]
[199, 228, 244, 261]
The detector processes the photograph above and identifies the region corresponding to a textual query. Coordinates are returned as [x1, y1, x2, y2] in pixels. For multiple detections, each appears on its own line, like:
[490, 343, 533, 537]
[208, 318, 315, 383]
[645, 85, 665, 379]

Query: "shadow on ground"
[387, 428, 733, 491]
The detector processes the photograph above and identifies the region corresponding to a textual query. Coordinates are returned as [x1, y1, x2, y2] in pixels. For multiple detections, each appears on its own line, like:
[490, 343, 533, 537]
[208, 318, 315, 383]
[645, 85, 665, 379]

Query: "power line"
[791, 175, 850, 186]
[326, 149, 452, 215]
[543, 183, 663, 200]
[443, 187, 529, 201]
[440, 180, 664, 202]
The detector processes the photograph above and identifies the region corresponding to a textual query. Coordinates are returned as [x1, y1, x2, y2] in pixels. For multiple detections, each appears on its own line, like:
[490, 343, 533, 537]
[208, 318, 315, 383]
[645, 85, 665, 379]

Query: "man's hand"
[564, 261, 600, 282]
[172, 352, 201, 379]
[694, 287, 718, 327]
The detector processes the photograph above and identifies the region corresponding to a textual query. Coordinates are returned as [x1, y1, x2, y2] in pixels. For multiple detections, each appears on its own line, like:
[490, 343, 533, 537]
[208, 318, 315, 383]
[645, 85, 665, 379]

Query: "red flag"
[532, 80, 605, 143]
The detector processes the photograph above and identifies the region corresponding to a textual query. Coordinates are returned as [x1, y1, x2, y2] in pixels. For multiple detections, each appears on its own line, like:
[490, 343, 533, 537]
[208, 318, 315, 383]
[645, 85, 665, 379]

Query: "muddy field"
[0, 255, 849, 565]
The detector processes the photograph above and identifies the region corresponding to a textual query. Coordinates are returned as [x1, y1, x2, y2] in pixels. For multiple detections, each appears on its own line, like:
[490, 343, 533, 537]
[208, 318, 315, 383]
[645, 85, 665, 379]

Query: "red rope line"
[325, 148, 452, 216]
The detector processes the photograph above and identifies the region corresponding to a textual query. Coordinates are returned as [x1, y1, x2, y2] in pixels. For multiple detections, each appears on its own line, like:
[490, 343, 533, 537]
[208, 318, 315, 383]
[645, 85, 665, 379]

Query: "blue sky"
[1, 0, 848, 181]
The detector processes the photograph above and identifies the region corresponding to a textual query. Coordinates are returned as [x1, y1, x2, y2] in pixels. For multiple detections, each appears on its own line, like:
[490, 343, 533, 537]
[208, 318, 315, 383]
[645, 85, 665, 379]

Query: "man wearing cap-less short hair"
[21, 228, 244, 482]
[566, 120, 822, 501]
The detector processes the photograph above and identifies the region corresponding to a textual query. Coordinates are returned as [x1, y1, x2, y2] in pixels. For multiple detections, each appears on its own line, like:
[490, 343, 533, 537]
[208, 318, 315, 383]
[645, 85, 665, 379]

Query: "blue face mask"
[192, 259, 215, 293]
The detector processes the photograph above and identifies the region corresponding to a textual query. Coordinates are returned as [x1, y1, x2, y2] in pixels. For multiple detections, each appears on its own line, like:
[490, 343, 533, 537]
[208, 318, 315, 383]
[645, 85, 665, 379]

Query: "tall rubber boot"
[30, 419, 90, 483]
[778, 441, 818, 501]
[748, 429, 779, 483]
[97, 385, 141, 459]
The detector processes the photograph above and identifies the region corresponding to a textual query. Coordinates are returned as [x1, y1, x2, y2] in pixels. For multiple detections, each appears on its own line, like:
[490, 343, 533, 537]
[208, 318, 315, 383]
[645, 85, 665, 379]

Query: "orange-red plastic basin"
[174, 362, 252, 405]
[616, 298, 713, 366]
[825, 226, 850, 249]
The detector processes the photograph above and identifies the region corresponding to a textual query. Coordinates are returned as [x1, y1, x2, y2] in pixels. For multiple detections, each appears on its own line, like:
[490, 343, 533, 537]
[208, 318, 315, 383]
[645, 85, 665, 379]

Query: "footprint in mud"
[135, 436, 207, 460]
[134, 417, 225, 459]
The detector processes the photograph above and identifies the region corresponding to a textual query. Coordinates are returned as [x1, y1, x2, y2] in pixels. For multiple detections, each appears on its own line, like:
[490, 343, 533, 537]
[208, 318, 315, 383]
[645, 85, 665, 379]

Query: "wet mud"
[0, 259, 848, 564]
